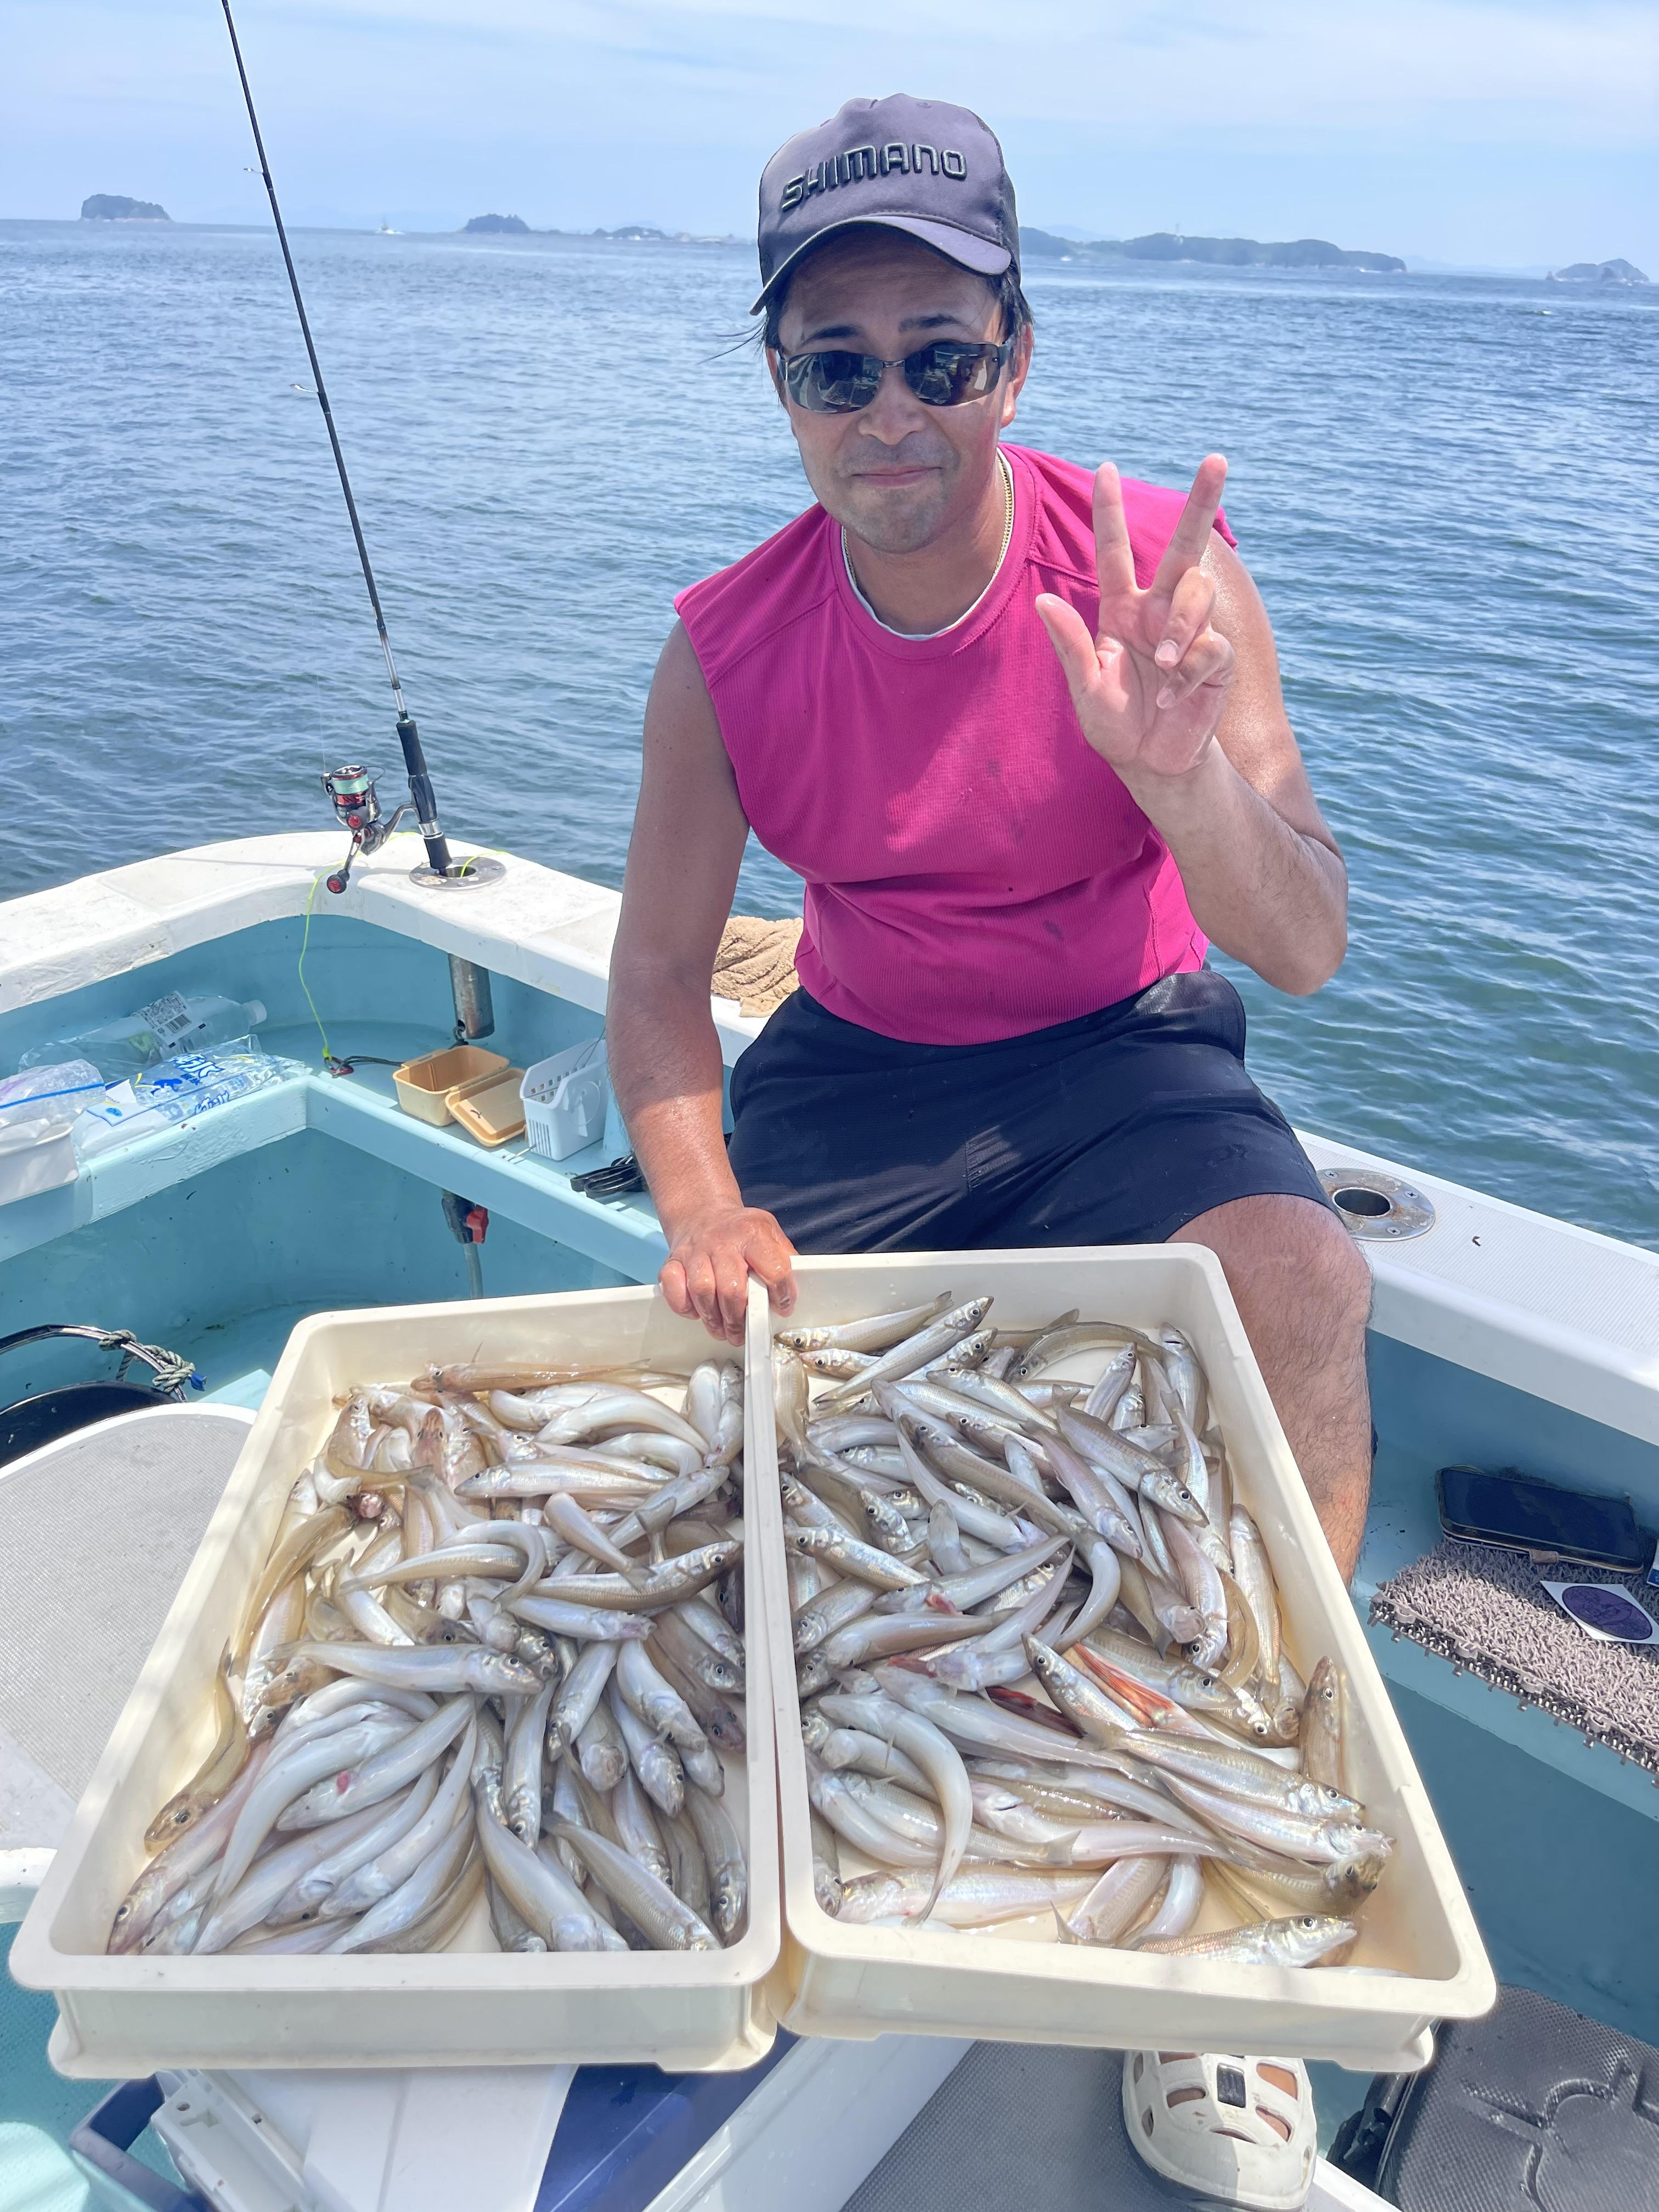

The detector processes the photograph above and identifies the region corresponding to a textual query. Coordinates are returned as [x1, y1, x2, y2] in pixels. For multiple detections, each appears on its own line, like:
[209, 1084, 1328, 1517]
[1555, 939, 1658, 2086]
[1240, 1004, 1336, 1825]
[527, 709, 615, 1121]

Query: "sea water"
[1, 221, 1655, 1248]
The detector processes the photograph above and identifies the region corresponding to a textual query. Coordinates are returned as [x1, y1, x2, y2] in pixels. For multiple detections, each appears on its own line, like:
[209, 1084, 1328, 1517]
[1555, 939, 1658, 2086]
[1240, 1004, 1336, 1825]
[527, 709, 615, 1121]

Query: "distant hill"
[1022, 227, 1404, 274]
[81, 194, 169, 222]
[454, 218, 742, 246]
[1549, 258, 1647, 285]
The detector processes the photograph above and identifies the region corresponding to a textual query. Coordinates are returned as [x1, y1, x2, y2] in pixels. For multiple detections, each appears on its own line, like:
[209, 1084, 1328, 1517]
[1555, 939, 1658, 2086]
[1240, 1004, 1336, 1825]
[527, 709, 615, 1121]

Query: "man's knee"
[1266, 1211, 1372, 1387]
[1295, 1206, 1373, 1346]
[1178, 1194, 1371, 1358]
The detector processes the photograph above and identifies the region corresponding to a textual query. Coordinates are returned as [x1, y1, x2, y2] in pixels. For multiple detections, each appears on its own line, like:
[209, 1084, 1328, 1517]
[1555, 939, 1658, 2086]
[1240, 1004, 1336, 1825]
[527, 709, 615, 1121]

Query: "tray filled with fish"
[12, 1287, 781, 2076]
[747, 1250, 1494, 2072]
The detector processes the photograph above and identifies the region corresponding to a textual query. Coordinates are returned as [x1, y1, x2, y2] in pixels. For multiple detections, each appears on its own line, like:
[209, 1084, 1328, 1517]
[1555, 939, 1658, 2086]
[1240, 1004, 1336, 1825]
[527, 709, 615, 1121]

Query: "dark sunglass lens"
[790, 351, 881, 413]
[905, 343, 1000, 407]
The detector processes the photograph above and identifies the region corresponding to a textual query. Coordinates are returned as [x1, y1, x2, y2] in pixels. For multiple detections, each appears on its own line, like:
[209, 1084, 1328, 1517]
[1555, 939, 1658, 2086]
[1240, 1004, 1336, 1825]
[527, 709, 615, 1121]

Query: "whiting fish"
[115, 1347, 751, 1959]
[778, 1297, 1390, 1962]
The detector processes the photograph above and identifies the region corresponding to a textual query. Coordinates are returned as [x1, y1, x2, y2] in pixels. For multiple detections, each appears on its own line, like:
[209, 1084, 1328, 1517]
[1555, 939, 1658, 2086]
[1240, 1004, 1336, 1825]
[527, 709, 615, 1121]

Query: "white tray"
[12, 1286, 781, 2076]
[746, 1250, 1495, 2073]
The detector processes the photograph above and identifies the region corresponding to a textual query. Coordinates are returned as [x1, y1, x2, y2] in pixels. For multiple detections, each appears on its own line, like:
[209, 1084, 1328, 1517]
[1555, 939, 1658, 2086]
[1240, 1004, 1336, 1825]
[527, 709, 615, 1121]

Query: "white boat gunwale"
[4, 831, 1654, 1421]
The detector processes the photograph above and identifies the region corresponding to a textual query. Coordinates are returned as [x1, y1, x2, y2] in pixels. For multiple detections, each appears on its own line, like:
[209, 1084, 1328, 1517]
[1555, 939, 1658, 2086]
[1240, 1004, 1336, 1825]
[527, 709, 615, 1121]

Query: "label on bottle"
[139, 991, 196, 1046]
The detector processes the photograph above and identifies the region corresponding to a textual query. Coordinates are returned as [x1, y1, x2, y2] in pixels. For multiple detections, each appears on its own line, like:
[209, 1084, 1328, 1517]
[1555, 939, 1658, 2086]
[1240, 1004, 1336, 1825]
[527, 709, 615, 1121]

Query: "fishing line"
[219, 0, 455, 883]
[296, 868, 337, 1067]
[296, 870, 407, 1075]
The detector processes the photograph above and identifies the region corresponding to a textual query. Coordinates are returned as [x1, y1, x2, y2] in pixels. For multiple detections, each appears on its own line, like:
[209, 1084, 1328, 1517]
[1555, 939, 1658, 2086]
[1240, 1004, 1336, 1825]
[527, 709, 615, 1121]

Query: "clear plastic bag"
[0, 1062, 102, 1203]
[0, 1059, 106, 1132]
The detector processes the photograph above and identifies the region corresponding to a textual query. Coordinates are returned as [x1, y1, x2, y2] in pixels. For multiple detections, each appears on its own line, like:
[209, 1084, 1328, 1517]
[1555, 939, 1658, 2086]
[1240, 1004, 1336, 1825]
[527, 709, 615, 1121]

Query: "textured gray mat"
[1371, 1540, 1659, 1775]
[844, 2042, 1200, 2212]
[0, 1407, 251, 1845]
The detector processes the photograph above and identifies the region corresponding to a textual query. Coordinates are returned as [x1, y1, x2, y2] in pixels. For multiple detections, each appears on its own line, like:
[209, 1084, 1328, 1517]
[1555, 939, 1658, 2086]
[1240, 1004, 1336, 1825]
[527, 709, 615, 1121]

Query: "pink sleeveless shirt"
[674, 444, 1232, 1046]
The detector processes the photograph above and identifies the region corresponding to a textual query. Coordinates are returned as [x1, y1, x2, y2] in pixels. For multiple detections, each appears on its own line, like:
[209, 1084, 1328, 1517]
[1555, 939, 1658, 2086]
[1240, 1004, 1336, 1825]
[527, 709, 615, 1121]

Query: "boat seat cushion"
[0, 1406, 252, 1853]
[1341, 1983, 1659, 2209]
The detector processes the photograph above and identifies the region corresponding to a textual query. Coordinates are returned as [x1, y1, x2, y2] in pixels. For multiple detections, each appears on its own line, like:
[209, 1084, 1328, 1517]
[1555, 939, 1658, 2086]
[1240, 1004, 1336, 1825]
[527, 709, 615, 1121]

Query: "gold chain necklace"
[990, 445, 1014, 568]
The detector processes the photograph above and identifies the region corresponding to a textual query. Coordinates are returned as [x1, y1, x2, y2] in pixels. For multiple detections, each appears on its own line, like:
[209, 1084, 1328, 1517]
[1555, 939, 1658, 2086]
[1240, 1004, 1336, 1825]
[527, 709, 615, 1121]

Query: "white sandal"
[1122, 2049, 1317, 2210]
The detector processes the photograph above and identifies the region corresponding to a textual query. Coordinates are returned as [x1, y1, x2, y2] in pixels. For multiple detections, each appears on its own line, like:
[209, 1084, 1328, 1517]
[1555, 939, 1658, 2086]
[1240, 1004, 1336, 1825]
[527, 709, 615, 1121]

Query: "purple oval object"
[1556, 1584, 1659, 1643]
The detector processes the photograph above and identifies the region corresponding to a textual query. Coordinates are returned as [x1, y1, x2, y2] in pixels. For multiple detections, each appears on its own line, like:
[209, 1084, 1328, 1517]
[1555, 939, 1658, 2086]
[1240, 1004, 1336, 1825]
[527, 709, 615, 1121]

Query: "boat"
[2, 828, 1656, 2210]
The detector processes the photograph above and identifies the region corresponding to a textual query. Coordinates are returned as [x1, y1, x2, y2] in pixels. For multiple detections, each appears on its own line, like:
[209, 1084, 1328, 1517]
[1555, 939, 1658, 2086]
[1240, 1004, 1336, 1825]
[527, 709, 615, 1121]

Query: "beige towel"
[712, 916, 803, 1018]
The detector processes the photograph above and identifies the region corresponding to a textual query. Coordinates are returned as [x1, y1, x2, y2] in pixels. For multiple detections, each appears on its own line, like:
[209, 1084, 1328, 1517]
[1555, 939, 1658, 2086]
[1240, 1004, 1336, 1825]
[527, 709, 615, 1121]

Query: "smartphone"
[1436, 1464, 1651, 1572]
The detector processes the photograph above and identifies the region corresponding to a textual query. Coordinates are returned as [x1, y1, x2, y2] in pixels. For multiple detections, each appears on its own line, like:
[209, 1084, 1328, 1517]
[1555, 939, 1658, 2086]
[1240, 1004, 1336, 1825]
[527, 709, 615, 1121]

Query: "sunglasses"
[776, 336, 1015, 415]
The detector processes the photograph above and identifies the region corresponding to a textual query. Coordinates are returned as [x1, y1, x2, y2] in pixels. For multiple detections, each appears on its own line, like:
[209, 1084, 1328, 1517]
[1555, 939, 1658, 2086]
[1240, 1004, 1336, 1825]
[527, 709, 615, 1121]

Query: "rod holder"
[449, 956, 495, 1041]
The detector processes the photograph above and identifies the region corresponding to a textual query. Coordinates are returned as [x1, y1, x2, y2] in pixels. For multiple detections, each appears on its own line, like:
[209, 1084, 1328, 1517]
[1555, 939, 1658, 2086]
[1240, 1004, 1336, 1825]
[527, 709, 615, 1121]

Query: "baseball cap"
[752, 94, 1019, 315]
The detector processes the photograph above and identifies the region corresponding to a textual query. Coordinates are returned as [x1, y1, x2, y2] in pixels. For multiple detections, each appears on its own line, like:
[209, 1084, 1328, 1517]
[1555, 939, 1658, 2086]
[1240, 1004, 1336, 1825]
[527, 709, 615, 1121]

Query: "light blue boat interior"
[3, 909, 1657, 2196]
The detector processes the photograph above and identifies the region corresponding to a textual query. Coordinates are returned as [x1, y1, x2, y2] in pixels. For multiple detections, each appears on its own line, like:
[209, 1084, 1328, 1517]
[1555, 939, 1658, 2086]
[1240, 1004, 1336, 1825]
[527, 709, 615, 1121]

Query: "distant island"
[1548, 257, 1647, 285]
[1021, 227, 1404, 273]
[458, 216, 740, 245]
[81, 194, 170, 222]
[450, 214, 1411, 269]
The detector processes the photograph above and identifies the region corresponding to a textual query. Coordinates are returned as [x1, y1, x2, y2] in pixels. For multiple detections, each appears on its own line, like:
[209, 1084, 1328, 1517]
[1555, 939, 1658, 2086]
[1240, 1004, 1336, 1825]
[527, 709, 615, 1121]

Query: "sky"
[2, 0, 1656, 272]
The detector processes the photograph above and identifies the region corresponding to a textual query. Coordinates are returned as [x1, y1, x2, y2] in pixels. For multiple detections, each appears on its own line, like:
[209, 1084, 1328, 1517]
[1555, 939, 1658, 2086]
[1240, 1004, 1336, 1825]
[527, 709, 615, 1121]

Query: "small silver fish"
[1140, 1914, 1356, 1968]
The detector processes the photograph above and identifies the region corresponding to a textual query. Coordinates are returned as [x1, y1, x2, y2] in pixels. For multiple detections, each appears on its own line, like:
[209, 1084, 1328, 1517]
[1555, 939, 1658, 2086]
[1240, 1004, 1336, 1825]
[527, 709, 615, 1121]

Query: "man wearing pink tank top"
[610, 95, 1372, 1580]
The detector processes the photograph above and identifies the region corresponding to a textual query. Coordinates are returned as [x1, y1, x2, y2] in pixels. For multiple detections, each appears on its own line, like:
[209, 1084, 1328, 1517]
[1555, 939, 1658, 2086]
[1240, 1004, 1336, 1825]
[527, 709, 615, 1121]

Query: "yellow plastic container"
[12, 1286, 781, 2077]
[390, 1044, 506, 1126]
[447, 1066, 527, 1148]
[744, 1251, 1496, 2074]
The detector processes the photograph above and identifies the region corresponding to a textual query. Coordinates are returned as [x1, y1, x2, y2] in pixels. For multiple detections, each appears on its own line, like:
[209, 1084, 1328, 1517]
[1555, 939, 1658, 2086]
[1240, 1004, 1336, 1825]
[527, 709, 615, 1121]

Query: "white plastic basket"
[746, 1252, 1496, 2074]
[11, 1285, 781, 2076]
[521, 1037, 609, 1161]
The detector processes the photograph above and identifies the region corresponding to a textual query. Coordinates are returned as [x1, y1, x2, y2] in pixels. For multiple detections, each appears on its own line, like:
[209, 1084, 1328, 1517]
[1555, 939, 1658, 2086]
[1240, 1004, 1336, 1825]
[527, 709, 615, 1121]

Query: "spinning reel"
[321, 764, 408, 894]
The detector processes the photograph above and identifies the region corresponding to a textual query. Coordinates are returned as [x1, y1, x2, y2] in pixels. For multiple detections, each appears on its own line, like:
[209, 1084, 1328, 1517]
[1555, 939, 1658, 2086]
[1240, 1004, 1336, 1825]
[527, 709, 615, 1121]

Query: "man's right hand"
[659, 1204, 798, 1346]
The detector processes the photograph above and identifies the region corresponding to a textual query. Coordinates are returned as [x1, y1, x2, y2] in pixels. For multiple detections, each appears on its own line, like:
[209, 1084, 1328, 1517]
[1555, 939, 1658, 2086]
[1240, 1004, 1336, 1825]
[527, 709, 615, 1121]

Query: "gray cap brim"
[749, 213, 1013, 317]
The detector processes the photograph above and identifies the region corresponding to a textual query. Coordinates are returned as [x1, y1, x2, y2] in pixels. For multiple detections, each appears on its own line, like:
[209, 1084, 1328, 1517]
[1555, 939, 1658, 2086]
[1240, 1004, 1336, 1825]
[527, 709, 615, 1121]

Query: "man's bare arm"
[608, 620, 798, 1345]
[1123, 537, 1347, 995]
[1037, 458, 1347, 997]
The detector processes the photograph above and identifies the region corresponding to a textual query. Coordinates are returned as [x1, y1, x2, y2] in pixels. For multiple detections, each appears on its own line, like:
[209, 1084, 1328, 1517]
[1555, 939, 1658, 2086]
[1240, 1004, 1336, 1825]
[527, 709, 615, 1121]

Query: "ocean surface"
[3, 220, 1656, 1250]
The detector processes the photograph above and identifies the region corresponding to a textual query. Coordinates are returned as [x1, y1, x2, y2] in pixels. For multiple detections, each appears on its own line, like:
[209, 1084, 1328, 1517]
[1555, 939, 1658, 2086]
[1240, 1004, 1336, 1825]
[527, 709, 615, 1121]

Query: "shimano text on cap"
[753, 93, 1019, 314]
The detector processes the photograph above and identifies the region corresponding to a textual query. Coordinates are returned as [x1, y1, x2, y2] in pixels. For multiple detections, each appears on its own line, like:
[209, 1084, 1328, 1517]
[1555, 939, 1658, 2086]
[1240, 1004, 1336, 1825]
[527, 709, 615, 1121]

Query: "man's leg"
[1172, 1193, 1373, 1582]
[727, 990, 992, 1257]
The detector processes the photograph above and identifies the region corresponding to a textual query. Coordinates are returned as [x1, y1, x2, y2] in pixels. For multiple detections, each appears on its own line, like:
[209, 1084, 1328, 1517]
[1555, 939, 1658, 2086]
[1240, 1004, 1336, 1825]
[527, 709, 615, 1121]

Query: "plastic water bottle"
[150, 994, 269, 1057]
[20, 992, 268, 1079]
[133, 1039, 285, 1126]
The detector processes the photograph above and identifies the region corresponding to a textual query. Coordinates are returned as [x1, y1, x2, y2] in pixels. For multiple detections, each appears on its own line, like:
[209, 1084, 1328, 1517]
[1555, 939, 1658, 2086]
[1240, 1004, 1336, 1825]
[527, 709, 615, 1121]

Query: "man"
[609, 94, 1372, 1581]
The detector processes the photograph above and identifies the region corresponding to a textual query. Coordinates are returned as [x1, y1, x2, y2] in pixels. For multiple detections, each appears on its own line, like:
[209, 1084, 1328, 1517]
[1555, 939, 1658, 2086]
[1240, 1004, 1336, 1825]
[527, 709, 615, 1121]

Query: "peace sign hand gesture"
[1036, 455, 1235, 784]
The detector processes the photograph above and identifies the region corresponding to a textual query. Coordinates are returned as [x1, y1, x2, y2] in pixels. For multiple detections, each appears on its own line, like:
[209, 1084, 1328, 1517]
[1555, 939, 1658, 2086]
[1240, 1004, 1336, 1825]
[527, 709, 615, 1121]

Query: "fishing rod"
[221, 0, 497, 898]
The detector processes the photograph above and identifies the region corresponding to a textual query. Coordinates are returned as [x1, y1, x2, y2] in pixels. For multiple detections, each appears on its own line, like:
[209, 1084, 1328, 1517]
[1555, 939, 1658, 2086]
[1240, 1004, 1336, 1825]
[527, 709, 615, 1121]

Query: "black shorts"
[727, 969, 1332, 1254]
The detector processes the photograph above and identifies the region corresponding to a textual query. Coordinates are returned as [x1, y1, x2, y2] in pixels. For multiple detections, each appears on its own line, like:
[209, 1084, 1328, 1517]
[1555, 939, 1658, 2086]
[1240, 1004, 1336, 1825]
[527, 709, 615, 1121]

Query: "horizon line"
[1, 211, 1601, 278]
